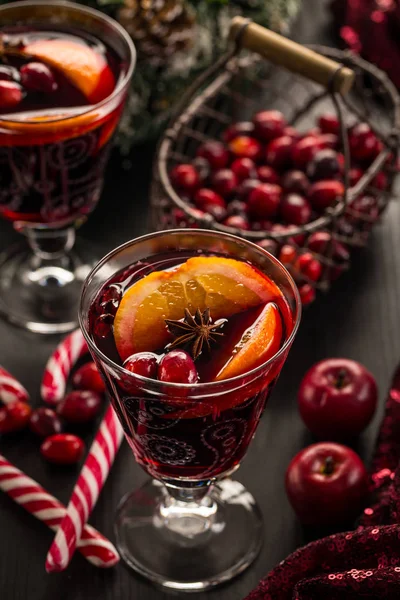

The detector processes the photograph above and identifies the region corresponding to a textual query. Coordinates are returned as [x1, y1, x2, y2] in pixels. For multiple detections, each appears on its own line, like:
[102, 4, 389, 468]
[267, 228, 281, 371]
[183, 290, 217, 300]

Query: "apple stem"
[321, 456, 335, 476]
[334, 368, 348, 389]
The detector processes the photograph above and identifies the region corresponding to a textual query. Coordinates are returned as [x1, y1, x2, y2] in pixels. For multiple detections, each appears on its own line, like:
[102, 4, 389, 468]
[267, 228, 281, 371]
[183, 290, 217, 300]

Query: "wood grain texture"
[1, 1, 399, 598]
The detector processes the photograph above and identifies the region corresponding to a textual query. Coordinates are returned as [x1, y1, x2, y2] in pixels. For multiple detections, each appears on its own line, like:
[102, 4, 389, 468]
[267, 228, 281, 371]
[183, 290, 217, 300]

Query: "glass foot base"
[0, 239, 96, 334]
[115, 479, 263, 592]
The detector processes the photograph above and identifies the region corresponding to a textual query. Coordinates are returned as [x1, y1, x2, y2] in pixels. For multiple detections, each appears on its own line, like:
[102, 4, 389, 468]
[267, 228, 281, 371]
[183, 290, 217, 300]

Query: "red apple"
[298, 358, 378, 439]
[285, 442, 368, 525]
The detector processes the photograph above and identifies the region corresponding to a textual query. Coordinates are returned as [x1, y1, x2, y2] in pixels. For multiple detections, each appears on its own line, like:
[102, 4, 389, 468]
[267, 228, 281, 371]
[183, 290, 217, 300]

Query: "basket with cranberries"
[154, 106, 398, 306]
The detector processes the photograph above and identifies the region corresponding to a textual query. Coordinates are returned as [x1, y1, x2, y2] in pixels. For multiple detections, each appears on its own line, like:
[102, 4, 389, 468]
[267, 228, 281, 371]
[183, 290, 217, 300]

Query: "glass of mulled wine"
[0, 1, 135, 333]
[79, 229, 301, 591]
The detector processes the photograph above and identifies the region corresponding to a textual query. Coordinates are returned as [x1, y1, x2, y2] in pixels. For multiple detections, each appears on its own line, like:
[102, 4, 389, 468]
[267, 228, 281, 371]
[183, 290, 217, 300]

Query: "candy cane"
[0, 454, 119, 568]
[41, 329, 88, 405]
[46, 406, 124, 572]
[0, 366, 29, 405]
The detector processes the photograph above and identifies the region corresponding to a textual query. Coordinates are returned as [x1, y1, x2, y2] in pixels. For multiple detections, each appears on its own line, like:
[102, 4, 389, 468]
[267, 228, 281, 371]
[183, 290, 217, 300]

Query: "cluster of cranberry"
[0, 362, 105, 465]
[0, 61, 57, 110]
[169, 110, 388, 305]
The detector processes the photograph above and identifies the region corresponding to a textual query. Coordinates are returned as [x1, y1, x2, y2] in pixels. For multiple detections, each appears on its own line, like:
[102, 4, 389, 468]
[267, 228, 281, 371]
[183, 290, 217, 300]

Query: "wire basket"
[150, 18, 400, 303]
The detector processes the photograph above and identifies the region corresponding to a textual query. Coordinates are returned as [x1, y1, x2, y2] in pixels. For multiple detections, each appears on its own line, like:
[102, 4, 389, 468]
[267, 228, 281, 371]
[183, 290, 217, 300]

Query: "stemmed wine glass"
[79, 229, 301, 591]
[0, 1, 135, 333]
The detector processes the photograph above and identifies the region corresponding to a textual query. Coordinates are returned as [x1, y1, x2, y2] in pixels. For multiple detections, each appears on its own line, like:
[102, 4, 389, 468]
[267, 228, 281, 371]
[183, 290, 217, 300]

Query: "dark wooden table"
[1, 2, 399, 598]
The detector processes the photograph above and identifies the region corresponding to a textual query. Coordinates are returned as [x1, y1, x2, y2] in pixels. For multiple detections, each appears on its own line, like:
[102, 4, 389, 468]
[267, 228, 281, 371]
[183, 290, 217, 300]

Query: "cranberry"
[253, 110, 286, 141]
[305, 127, 322, 138]
[172, 208, 189, 227]
[191, 157, 211, 184]
[258, 238, 278, 256]
[41, 433, 85, 465]
[194, 188, 226, 211]
[226, 200, 247, 217]
[57, 390, 103, 424]
[349, 167, 363, 187]
[236, 178, 260, 201]
[222, 121, 255, 143]
[204, 204, 227, 222]
[299, 283, 316, 305]
[257, 165, 279, 184]
[0, 65, 20, 82]
[251, 220, 272, 231]
[347, 195, 379, 227]
[296, 252, 322, 281]
[307, 149, 341, 181]
[223, 214, 250, 230]
[372, 171, 388, 190]
[231, 158, 256, 181]
[29, 407, 63, 438]
[282, 126, 300, 140]
[211, 169, 238, 198]
[308, 180, 345, 211]
[228, 136, 262, 161]
[196, 141, 229, 170]
[308, 231, 350, 263]
[94, 314, 114, 338]
[0, 401, 31, 434]
[349, 123, 379, 162]
[20, 61, 57, 93]
[281, 170, 309, 195]
[0, 81, 22, 110]
[319, 133, 339, 150]
[247, 183, 282, 219]
[279, 244, 297, 265]
[292, 136, 325, 169]
[158, 350, 198, 384]
[73, 362, 105, 394]
[124, 352, 159, 379]
[280, 194, 312, 225]
[265, 136, 293, 170]
[170, 164, 200, 194]
[318, 114, 340, 135]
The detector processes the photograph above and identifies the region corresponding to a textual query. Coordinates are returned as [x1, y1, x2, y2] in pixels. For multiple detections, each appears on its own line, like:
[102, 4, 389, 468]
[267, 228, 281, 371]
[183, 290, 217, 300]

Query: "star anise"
[165, 307, 226, 360]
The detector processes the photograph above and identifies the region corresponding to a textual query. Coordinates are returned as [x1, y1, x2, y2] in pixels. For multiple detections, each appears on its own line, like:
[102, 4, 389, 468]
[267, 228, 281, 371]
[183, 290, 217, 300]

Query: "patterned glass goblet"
[0, 1, 135, 333]
[79, 229, 301, 591]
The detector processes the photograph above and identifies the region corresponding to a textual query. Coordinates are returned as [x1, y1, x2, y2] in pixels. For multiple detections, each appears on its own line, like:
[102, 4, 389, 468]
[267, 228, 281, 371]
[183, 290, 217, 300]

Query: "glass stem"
[23, 226, 76, 261]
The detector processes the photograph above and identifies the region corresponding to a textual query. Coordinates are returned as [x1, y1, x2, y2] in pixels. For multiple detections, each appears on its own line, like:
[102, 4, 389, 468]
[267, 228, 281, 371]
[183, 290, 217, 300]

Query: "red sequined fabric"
[245, 366, 400, 599]
[330, 0, 400, 88]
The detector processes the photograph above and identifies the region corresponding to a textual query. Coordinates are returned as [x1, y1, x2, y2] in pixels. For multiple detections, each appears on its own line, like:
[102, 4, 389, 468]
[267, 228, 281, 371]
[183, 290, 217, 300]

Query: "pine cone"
[117, 0, 196, 65]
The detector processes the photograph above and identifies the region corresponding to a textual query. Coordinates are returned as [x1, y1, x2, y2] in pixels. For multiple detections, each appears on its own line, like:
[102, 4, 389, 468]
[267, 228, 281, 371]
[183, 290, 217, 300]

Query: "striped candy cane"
[0, 366, 29, 405]
[0, 454, 119, 568]
[46, 405, 124, 572]
[41, 329, 88, 405]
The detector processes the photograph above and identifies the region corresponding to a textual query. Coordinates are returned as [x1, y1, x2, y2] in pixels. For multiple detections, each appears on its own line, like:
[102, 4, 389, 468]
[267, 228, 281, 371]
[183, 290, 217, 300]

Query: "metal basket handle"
[229, 17, 355, 95]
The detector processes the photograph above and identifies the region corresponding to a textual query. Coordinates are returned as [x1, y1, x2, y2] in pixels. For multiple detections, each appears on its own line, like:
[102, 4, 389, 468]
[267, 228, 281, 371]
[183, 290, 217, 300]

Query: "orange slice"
[215, 302, 282, 381]
[24, 40, 115, 103]
[114, 256, 281, 361]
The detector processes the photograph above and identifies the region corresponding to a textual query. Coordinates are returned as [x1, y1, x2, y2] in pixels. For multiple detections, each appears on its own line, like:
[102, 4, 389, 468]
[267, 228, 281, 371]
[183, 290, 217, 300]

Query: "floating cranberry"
[196, 141, 229, 170]
[282, 126, 300, 140]
[29, 407, 63, 438]
[98, 284, 122, 316]
[372, 171, 388, 190]
[94, 313, 114, 338]
[0, 401, 31, 434]
[308, 180, 345, 211]
[0, 65, 20, 82]
[20, 62, 57, 93]
[307, 149, 340, 181]
[236, 178, 260, 201]
[258, 239, 278, 256]
[281, 170, 309, 195]
[231, 158, 256, 181]
[347, 195, 379, 227]
[170, 164, 200, 194]
[73, 362, 105, 394]
[124, 352, 159, 379]
[318, 114, 340, 135]
[223, 214, 250, 230]
[228, 136, 262, 161]
[211, 169, 238, 198]
[57, 390, 103, 424]
[349, 123, 379, 162]
[158, 350, 198, 384]
[41, 434, 85, 465]
[279, 244, 297, 265]
[257, 165, 279, 184]
[299, 283, 316, 305]
[292, 136, 325, 169]
[280, 194, 312, 226]
[194, 188, 226, 211]
[222, 121, 255, 143]
[247, 183, 282, 219]
[0, 80, 22, 110]
[265, 136, 293, 170]
[349, 167, 363, 187]
[253, 110, 286, 141]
